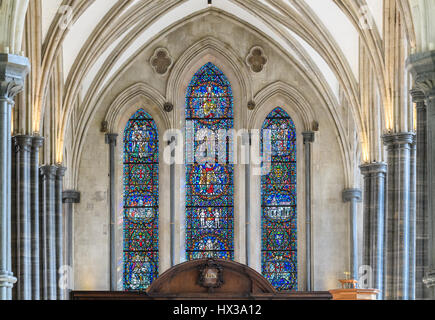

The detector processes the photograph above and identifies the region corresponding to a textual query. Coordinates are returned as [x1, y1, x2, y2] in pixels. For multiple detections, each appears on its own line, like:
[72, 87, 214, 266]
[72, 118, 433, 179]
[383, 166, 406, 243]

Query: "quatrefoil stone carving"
[150, 48, 173, 75]
[246, 46, 268, 73]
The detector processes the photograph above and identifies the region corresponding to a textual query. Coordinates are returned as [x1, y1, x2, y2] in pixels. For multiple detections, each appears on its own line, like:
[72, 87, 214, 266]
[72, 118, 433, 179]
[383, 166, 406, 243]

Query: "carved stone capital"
[13, 135, 33, 154]
[382, 132, 416, 149]
[63, 190, 81, 204]
[105, 133, 118, 146]
[0, 54, 30, 102]
[407, 50, 435, 99]
[31, 135, 45, 151]
[56, 166, 67, 180]
[302, 131, 315, 144]
[410, 88, 426, 105]
[359, 162, 388, 176]
[342, 189, 362, 203]
[40, 165, 57, 180]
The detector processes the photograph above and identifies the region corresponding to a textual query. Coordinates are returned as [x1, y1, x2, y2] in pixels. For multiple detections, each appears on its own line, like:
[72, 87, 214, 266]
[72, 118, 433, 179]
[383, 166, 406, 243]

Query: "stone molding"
[408, 51, 435, 98]
[39, 165, 58, 180]
[382, 132, 416, 149]
[55, 166, 67, 180]
[12, 135, 32, 154]
[62, 190, 81, 204]
[360, 162, 388, 176]
[410, 88, 426, 104]
[342, 189, 362, 203]
[0, 53, 30, 102]
[302, 131, 315, 144]
[105, 133, 118, 146]
[31, 136, 45, 151]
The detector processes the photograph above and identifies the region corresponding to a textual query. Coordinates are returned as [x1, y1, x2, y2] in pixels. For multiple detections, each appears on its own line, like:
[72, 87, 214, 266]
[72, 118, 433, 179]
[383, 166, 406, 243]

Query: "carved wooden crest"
[198, 260, 224, 289]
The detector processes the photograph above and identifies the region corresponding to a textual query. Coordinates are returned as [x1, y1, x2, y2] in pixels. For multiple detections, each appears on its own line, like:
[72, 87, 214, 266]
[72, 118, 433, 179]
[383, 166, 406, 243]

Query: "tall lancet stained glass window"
[185, 62, 234, 260]
[123, 109, 159, 291]
[261, 108, 297, 291]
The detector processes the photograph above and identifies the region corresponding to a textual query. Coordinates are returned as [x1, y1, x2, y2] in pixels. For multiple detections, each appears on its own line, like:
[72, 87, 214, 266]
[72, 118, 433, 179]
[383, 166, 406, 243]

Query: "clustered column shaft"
[408, 51, 435, 298]
[0, 54, 30, 301]
[11, 136, 32, 300]
[39, 165, 57, 300]
[411, 89, 430, 299]
[382, 133, 415, 300]
[30, 137, 44, 300]
[55, 167, 66, 300]
[360, 163, 387, 298]
[409, 137, 417, 300]
[37, 165, 65, 299]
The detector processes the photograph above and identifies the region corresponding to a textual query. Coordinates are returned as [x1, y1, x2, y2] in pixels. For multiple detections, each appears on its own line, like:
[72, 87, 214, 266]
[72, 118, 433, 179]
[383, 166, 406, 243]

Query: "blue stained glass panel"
[261, 108, 297, 291]
[123, 109, 159, 291]
[185, 62, 234, 260]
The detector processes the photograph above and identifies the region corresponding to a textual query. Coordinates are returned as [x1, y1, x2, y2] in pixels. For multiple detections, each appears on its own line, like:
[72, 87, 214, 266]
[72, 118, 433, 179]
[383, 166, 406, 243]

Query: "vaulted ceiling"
[42, 0, 385, 104]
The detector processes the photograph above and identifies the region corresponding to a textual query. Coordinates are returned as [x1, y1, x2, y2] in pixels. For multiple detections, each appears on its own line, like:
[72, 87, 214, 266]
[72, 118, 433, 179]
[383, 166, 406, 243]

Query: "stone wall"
[73, 13, 357, 292]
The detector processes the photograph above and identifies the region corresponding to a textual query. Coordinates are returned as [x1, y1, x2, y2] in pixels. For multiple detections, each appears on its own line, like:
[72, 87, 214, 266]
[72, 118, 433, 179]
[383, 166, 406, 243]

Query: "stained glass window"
[261, 108, 297, 291]
[185, 62, 234, 260]
[123, 109, 159, 291]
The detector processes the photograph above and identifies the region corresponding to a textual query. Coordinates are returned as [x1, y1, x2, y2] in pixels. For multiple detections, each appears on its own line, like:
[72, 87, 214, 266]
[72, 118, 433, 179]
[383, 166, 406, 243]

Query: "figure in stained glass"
[261, 108, 297, 291]
[123, 109, 159, 291]
[185, 62, 234, 261]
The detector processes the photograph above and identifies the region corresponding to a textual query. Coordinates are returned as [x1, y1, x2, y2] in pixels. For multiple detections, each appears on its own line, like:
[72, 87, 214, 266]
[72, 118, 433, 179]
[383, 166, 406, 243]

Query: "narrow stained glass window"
[123, 109, 159, 291]
[185, 62, 234, 261]
[261, 107, 297, 291]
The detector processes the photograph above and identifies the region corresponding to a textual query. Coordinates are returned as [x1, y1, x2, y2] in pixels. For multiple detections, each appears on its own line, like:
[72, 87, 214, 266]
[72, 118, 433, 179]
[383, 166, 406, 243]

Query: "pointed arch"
[123, 109, 159, 290]
[261, 107, 297, 291]
[185, 62, 235, 261]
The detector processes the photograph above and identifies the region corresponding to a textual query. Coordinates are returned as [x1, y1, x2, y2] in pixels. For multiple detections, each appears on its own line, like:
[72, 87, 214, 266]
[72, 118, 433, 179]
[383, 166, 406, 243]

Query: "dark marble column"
[303, 132, 315, 291]
[409, 137, 417, 300]
[55, 166, 66, 300]
[360, 162, 387, 297]
[11, 135, 32, 300]
[30, 136, 44, 300]
[383, 133, 415, 300]
[62, 190, 80, 294]
[105, 134, 117, 291]
[0, 54, 30, 300]
[343, 189, 362, 281]
[408, 51, 435, 298]
[410, 89, 430, 299]
[39, 165, 57, 300]
[243, 132, 251, 267]
[168, 137, 176, 268]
